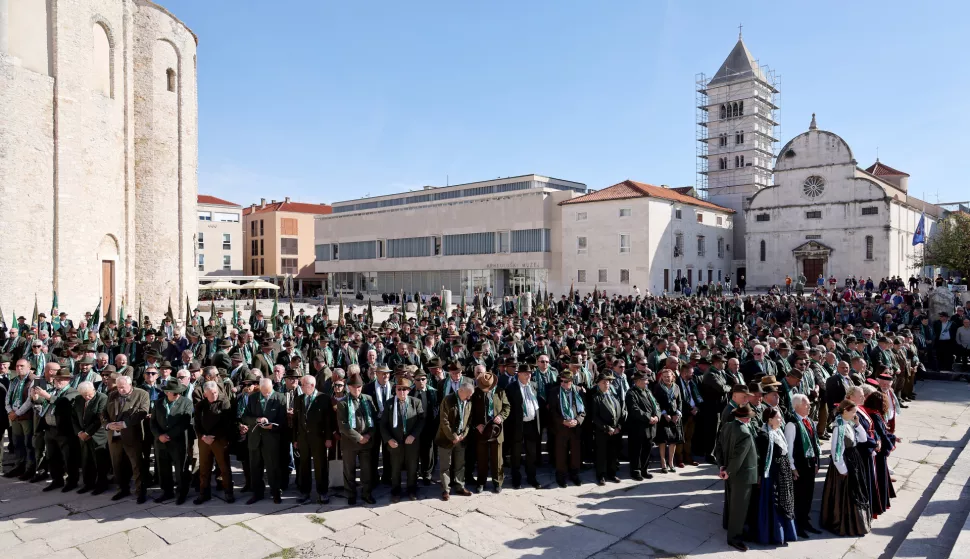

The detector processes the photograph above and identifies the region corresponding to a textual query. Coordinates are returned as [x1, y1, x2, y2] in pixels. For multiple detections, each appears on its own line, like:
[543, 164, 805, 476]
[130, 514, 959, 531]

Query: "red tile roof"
[242, 201, 332, 216]
[560, 180, 734, 213]
[864, 161, 909, 177]
[197, 194, 240, 207]
[670, 186, 695, 195]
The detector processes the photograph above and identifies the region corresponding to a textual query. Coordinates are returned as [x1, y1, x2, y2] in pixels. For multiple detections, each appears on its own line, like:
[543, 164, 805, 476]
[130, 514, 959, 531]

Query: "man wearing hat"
[293, 374, 332, 504]
[36, 367, 81, 492]
[209, 339, 233, 370]
[590, 372, 625, 485]
[435, 377, 474, 501]
[411, 369, 438, 485]
[470, 370, 509, 494]
[715, 403, 758, 552]
[698, 355, 731, 462]
[252, 339, 277, 377]
[380, 375, 425, 502]
[27, 338, 48, 378]
[72, 380, 110, 494]
[363, 364, 395, 485]
[4, 357, 36, 480]
[242, 377, 288, 504]
[625, 370, 660, 481]
[505, 363, 542, 489]
[336, 374, 378, 505]
[103, 375, 151, 503]
[150, 378, 193, 504]
[71, 355, 102, 389]
[780, 367, 804, 423]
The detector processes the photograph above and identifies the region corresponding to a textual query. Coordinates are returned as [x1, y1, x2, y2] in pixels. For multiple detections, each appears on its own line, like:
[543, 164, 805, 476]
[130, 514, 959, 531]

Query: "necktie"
[802, 417, 813, 438]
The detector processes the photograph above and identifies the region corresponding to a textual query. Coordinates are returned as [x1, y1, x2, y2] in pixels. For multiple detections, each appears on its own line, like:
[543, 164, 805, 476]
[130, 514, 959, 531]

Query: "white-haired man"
[72, 381, 109, 494]
[784, 393, 821, 538]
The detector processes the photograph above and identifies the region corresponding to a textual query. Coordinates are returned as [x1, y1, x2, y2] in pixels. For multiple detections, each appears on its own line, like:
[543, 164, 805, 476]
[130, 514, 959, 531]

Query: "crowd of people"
[1, 286, 968, 552]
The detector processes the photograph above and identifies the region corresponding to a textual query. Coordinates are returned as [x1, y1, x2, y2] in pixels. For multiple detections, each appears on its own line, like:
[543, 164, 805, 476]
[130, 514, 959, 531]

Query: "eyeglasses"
[396, 387, 410, 392]
[333, 384, 345, 388]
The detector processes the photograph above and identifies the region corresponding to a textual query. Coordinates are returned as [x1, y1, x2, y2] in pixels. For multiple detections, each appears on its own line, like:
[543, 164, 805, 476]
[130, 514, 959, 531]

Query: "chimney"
[284, 196, 291, 203]
[260, 198, 266, 208]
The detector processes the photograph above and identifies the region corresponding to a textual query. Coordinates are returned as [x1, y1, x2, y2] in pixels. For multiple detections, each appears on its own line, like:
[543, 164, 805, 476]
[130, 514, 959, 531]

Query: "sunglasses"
[396, 387, 410, 392]
[333, 384, 345, 388]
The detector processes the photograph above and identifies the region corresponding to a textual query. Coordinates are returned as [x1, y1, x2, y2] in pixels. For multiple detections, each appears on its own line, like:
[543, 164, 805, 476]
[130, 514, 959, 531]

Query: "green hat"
[162, 378, 186, 394]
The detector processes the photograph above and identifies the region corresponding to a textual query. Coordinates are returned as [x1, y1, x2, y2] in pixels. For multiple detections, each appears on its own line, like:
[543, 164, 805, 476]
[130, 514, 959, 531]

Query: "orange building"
[242, 197, 332, 295]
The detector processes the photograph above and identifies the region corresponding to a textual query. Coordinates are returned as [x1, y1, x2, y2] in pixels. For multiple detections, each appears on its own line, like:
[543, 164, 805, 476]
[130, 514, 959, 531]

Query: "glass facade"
[327, 268, 549, 297]
[331, 180, 586, 213]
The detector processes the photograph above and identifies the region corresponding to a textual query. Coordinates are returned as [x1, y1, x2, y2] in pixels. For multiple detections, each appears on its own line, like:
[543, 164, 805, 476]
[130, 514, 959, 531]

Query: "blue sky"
[163, 0, 970, 206]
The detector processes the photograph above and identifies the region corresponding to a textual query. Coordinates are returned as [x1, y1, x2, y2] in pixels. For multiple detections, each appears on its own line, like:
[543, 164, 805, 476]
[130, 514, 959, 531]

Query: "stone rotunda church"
[0, 0, 198, 320]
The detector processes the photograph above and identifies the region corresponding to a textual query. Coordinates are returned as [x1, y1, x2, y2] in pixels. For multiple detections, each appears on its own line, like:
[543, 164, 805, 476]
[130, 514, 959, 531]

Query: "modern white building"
[314, 175, 587, 297]
[197, 195, 243, 277]
[560, 181, 735, 295]
[744, 115, 942, 288]
[697, 35, 779, 279]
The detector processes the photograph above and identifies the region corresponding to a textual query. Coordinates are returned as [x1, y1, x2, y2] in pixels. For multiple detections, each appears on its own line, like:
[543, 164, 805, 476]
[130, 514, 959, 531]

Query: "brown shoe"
[454, 487, 472, 497]
[676, 462, 685, 469]
[441, 492, 450, 501]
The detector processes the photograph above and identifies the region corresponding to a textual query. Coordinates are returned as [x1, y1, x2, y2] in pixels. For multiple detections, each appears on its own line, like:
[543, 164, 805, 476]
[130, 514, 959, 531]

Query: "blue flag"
[912, 212, 926, 245]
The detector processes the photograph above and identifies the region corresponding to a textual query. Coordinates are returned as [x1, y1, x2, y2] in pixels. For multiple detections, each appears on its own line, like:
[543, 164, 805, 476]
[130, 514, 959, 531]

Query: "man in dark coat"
[504, 363, 541, 489]
[72, 381, 109, 494]
[625, 370, 659, 480]
[242, 377, 288, 504]
[716, 403, 758, 552]
[336, 373, 378, 505]
[103, 375, 151, 503]
[411, 370, 439, 485]
[37, 369, 80, 492]
[435, 378, 474, 501]
[469, 371, 509, 494]
[150, 378, 194, 504]
[548, 370, 585, 487]
[379, 375, 425, 502]
[589, 372, 625, 485]
[193, 379, 235, 504]
[293, 374, 332, 504]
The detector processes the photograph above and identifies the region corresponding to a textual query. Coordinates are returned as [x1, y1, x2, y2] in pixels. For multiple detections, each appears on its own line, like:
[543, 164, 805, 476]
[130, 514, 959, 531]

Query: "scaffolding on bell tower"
[695, 63, 780, 201]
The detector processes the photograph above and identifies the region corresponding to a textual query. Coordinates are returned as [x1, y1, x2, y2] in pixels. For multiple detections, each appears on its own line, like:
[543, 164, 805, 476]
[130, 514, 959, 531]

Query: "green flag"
[91, 299, 102, 328]
[138, 299, 143, 329]
[31, 294, 39, 331]
[0, 304, 5, 328]
[166, 296, 174, 322]
[249, 290, 257, 324]
[415, 292, 422, 320]
[323, 290, 329, 317]
[400, 291, 406, 321]
[185, 295, 191, 328]
[367, 298, 374, 326]
[119, 296, 125, 326]
[337, 296, 344, 325]
[210, 293, 216, 325]
[232, 293, 238, 325]
[106, 299, 115, 324]
[289, 295, 295, 320]
[51, 290, 58, 317]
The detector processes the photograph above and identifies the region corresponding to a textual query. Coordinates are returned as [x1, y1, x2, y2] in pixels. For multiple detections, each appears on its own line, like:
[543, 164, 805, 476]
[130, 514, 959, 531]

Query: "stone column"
[0, 0, 9, 53]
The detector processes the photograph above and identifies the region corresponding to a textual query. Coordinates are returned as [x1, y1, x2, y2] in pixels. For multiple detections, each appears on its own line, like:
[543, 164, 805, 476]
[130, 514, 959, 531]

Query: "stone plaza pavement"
[1, 380, 969, 559]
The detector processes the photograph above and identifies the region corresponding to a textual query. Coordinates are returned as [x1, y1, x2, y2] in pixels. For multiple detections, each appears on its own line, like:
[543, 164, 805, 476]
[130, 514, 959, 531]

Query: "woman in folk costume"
[820, 400, 871, 536]
[651, 368, 684, 474]
[847, 386, 879, 518]
[752, 407, 798, 546]
[862, 389, 896, 516]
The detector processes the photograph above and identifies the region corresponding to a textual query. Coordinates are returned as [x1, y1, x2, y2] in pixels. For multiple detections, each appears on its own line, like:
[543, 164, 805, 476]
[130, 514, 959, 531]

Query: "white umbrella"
[239, 280, 280, 290]
[200, 280, 238, 290]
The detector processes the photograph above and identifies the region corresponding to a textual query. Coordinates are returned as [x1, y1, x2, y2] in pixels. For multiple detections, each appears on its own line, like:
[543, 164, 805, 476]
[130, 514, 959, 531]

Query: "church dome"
[774, 114, 855, 172]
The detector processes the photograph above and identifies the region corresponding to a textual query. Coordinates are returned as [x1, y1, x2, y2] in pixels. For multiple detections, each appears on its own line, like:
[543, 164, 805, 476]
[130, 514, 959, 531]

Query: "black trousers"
[296, 435, 329, 497]
[367, 429, 390, 484]
[594, 430, 621, 480]
[388, 441, 419, 494]
[793, 462, 817, 528]
[44, 430, 79, 484]
[79, 439, 110, 489]
[249, 434, 282, 497]
[343, 440, 373, 499]
[155, 439, 190, 497]
[510, 420, 539, 484]
[418, 430, 436, 480]
[627, 428, 653, 475]
[936, 340, 955, 372]
[555, 425, 582, 481]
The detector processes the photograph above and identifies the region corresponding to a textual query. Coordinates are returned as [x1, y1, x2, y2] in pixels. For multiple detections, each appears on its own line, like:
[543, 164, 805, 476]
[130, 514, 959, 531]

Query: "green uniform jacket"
[292, 390, 331, 445]
[242, 391, 288, 448]
[72, 392, 109, 447]
[435, 393, 472, 449]
[150, 395, 194, 446]
[379, 395, 425, 445]
[589, 389, 627, 434]
[716, 419, 758, 485]
[336, 394, 377, 448]
[469, 388, 510, 443]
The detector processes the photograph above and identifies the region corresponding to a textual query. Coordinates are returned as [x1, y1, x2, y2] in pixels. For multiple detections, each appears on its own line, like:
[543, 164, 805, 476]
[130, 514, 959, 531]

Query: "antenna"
[447, 175, 449, 187]
[876, 147, 879, 162]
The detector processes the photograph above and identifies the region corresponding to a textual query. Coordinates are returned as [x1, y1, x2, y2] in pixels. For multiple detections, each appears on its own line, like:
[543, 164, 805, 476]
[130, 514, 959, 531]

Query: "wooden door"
[663, 269, 669, 291]
[708, 270, 713, 283]
[102, 260, 115, 316]
[687, 269, 693, 285]
[803, 259, 823, 281]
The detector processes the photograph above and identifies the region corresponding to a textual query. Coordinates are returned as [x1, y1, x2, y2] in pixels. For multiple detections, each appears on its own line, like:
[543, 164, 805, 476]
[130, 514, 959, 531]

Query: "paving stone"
[138, 525, 279, 559]
[77, 526, 166, 559]
[488, 521, 619, 559]
[12, 504, 71, 528]
[588, 538, 658, 559]
[148, 510, 222, 545]
[313, 505, 377, 531]
[566, 496, 667, 537]
[382, 533, 447, 559]
[443, 511, 528, 557]
[243, 511, 335, 549]
[196, 501, 298, 527]
[628, 514, 710, 555]
[413, 542, 482, 559]
[0, 530, 21, 547]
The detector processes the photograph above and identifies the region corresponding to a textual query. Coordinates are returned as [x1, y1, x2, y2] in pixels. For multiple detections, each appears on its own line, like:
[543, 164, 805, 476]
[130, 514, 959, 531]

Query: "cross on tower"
[738, 23, 743, 39]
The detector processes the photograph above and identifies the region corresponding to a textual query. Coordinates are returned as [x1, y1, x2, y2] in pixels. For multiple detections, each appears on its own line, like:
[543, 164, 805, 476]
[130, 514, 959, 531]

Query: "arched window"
[738, 100, 744, 115]
[759, 240, 766, 262]
[720, 105, 726, 120]
[865, 236, 874, 260]
[735, 156, 740, 168]
[739, 155, 745, 167]
[732, 102, 739, 117]
[166, 68, 177, 92]
[91, 23, 112, 97]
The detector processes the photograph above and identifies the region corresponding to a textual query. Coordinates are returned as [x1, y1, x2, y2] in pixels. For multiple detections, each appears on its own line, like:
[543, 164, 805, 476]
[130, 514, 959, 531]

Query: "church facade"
[743, 115, 941, 289]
